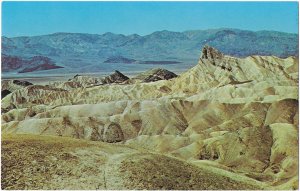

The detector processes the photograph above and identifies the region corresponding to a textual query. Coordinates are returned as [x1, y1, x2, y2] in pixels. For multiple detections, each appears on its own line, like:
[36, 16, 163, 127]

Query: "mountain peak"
[114, 70, 124, 76]
[102, 70, 129, 84]
[201, 45, 224, 60]
[134, 68, 177, 82]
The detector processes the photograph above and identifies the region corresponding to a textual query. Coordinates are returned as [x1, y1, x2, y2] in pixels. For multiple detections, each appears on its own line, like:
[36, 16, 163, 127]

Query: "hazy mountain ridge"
[2, 28, 298, 73]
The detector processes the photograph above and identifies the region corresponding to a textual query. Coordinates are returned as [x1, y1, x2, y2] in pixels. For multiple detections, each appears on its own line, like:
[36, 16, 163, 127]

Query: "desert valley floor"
[1, 46, 298, 190]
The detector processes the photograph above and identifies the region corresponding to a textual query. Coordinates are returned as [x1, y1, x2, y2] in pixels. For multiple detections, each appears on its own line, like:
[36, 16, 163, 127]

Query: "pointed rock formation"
[201, 45, 224, 60]
[102, 70, 129, 84]
[135, 68, 178, 82]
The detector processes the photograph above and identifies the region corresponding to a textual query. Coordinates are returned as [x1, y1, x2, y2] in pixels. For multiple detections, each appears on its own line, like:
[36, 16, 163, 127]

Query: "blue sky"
[2, 1, 299, 37]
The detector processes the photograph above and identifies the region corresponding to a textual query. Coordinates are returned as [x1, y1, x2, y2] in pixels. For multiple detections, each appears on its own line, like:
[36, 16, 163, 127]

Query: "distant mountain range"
[2, 28, 298, 73]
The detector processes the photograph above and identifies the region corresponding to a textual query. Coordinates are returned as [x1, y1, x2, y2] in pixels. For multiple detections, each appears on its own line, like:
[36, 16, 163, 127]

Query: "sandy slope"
[1, 46, 298, 189]
[2, 134, 264, 190]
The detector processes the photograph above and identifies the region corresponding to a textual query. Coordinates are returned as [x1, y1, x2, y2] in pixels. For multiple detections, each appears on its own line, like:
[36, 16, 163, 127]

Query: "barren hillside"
[1, 46, 298, 190]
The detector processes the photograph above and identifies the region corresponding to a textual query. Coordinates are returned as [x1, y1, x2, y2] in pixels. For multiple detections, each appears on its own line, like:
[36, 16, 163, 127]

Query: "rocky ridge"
[1, 79, 33, 98]
[134, 68, 178, 82]
[102, 70, 130, 84]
